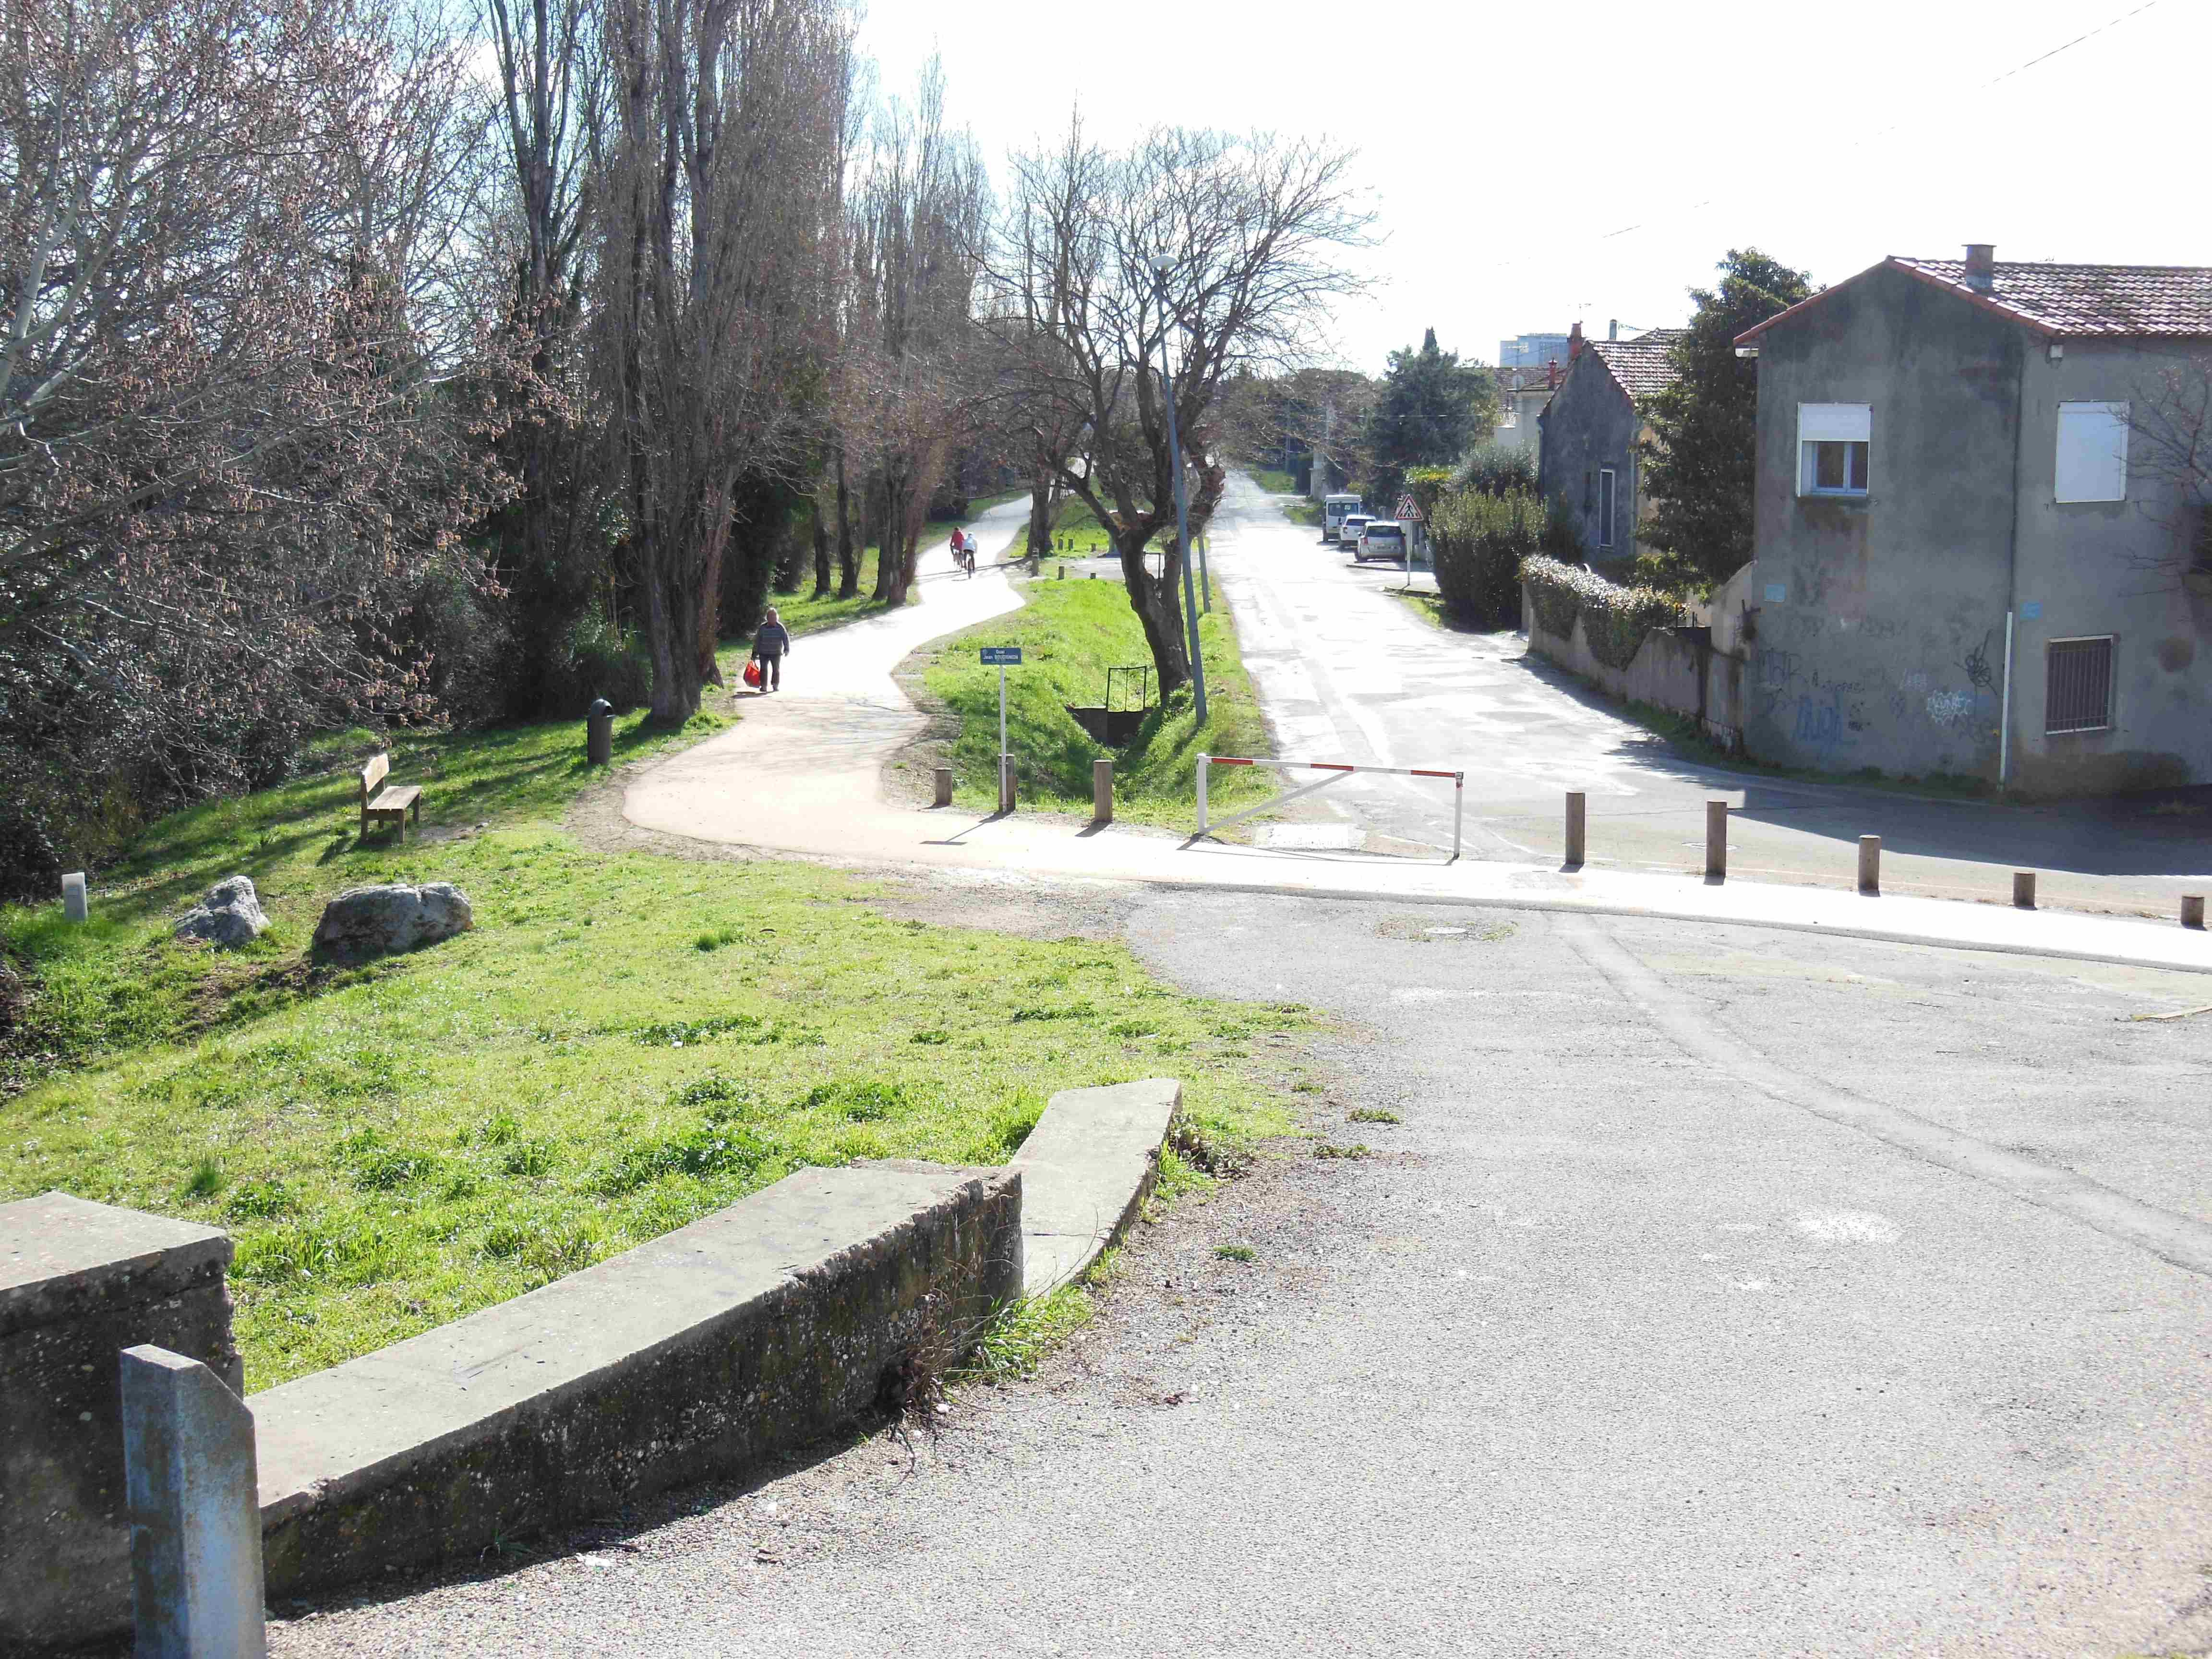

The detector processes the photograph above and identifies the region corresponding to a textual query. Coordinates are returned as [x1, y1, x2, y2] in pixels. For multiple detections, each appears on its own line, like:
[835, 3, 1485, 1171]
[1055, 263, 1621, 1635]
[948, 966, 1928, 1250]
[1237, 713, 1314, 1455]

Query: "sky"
[858, 0, 2206, 371]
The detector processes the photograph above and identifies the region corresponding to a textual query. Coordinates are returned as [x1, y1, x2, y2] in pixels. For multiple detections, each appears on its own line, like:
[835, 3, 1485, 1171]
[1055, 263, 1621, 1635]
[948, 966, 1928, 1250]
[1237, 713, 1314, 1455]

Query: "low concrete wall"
[1011, 1079, 1181, 1295]
[1523, 584, 1747, 750]
[1, 1192, 241, 1652]
[252, 1162, 1022, 1599]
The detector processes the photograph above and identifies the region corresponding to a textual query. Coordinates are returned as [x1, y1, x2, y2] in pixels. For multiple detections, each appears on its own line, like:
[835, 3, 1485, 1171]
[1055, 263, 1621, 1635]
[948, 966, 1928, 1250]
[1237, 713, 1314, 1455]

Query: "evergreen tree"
[1364, 328, 1496, 510]
[1638, 249, 1814, 590]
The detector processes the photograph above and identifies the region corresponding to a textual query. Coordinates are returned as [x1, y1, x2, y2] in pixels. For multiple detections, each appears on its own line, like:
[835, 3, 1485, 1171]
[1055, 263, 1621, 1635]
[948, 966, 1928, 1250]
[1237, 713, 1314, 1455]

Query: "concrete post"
[1858, 835, 1882, 894]
[1092, 758, 1114, 824]
[1704, 800, 1728, 880]
[998, 756, 1016, 815]
[931, 766, 953, 808]
[2013, 871, 2037, 909]
[2184, 894, 2206, 930]
[63, 871, 88, 922]
[1057, 565, 1065, 580]
[1563, 792, 1586, 868]
[120, 1346, 267, 1659]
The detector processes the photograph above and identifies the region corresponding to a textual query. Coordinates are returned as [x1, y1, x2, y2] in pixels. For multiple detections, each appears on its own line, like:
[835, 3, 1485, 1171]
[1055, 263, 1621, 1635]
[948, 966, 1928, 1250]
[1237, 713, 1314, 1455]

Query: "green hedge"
[1431, 490, 1544, 626]
[1519, 555, 1683, 671]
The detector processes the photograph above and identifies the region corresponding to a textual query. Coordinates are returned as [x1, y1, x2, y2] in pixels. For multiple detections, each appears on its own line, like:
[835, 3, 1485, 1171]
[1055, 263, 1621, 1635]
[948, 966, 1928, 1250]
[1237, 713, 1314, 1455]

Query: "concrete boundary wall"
[1523, 583, 1748, 750]
[1011, 1079, 1181, 1296]
[252, 1162, 1022, 1599]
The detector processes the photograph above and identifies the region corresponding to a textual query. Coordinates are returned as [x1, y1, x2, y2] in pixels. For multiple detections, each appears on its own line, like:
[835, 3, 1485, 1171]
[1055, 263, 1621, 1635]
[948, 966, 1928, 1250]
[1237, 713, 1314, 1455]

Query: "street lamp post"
[1149, 255, 1209, 727]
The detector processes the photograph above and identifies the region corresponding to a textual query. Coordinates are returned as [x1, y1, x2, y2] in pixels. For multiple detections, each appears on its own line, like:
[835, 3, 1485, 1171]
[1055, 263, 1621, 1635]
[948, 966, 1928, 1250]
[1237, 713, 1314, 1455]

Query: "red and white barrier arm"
[1195, 755, 1466, 862]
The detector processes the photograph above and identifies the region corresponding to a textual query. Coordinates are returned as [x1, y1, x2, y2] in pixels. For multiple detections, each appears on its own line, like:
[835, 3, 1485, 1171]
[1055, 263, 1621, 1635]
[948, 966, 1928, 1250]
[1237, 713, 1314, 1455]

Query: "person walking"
[751, 606, 791, 693]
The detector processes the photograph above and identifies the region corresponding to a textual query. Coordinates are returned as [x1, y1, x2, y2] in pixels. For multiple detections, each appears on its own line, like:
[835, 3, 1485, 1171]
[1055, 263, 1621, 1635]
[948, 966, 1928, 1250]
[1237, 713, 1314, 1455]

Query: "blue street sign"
[2020, 601, 2043, 620]
[980, 647, 1022, 665]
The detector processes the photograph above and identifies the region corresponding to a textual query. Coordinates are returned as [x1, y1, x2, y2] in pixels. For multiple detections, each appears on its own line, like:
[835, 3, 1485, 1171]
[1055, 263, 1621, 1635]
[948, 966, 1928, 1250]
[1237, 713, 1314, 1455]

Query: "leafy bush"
[1454, 441, 1539, 498]
[1519, 556, 1684, 670]
[537, 604, 653, 720]
[1430, 489, 1544, 626]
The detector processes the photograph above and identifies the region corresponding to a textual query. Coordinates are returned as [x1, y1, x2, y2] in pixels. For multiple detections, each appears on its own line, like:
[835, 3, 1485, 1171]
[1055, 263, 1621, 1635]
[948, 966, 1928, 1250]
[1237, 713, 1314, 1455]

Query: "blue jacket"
[755, 621, 791, 657]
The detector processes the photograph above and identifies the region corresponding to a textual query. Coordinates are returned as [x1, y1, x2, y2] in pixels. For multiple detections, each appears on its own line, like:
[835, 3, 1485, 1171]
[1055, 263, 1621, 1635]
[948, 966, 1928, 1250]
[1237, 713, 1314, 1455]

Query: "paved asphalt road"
[273, 888, 2212, 1659]
[1207, 474, 2212, 919]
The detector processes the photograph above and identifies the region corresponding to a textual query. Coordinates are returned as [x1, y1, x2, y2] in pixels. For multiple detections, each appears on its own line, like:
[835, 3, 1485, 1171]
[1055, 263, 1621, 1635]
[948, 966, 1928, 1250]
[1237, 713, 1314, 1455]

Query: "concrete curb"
[251, 1163, 1021, 1599]
[1009, 1080, 1183, 1297]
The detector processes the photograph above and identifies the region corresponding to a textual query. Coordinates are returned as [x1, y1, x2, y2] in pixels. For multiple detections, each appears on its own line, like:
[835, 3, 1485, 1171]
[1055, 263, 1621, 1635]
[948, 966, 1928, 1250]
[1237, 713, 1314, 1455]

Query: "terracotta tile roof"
[1590, 330, 1685, 399]
[1737, 257, 2212, 344]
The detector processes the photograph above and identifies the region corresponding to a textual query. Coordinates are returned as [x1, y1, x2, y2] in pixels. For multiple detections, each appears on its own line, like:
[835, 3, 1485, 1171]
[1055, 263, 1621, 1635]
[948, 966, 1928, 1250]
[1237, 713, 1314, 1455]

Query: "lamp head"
[1148, 253, 1173, 280]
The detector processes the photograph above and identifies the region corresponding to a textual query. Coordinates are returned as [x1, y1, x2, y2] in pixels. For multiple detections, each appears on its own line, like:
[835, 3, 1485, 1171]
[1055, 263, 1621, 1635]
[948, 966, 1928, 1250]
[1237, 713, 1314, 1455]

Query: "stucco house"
[1492, 363, 1559, 455]
[1536, 321, 1685, 568]
[1734, 246, 2212, 796]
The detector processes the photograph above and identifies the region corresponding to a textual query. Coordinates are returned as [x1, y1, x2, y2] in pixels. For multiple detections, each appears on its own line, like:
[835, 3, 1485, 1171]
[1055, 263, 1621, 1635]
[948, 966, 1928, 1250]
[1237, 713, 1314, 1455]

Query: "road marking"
[1563, 916, 2212, 1280]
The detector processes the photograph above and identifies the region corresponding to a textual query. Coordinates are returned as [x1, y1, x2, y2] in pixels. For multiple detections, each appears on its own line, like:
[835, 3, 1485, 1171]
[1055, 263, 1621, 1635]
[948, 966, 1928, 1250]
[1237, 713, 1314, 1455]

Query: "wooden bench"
[359, 752, 422, 841]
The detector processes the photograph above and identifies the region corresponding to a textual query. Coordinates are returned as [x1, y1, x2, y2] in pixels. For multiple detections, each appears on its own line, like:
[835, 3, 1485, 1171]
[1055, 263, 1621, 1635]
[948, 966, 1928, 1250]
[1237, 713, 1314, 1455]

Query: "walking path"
[625, 498, 2212, 976]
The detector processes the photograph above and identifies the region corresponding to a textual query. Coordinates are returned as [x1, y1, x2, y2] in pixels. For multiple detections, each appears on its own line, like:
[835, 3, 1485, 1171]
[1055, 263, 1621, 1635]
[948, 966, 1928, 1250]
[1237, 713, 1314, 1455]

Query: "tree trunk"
[1025, 465, 1055, 557]
[811, 494, 831, 597]
[1117, 530, 1191, 697]
[871, 470, 900, 603]
[835, 451, 859, 598]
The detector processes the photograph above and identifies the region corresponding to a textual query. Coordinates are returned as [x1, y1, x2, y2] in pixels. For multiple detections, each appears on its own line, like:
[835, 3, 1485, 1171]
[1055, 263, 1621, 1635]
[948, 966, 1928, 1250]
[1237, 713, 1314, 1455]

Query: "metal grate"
[2045, 637, 2114, 734]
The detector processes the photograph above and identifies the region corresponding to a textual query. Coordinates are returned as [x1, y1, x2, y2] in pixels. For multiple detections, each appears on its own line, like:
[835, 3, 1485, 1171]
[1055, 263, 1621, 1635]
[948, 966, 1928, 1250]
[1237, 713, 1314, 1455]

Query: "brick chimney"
[1546, 357, 1560, 389]
[1568, 321, 1584, 360]
[1963, 244, 1996, 293]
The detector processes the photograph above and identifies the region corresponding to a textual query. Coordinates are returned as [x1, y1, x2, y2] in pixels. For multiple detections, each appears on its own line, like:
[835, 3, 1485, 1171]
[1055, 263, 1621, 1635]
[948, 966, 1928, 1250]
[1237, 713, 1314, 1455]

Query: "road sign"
[980, 646, 1022, 665]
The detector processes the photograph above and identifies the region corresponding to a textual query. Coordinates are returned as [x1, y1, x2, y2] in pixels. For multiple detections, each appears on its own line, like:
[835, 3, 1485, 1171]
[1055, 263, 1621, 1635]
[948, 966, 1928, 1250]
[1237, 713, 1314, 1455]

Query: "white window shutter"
[1798, 403, 1872, 444]
[2056, 402, 2128, 503]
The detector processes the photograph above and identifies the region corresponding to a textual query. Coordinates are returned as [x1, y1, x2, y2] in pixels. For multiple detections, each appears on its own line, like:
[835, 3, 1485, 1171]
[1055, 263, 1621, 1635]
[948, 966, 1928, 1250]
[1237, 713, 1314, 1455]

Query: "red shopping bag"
[742, 659, 763, 689]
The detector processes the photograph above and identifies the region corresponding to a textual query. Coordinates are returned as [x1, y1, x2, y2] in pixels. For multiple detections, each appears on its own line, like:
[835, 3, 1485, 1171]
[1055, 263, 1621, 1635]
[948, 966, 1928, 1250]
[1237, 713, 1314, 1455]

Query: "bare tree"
[835, 61, 986, 608]
[592, 0, 847, 722]
[987, 122, 1370, 695]
[2128, 351, 2212, 583]
[0, 0, 522, 885]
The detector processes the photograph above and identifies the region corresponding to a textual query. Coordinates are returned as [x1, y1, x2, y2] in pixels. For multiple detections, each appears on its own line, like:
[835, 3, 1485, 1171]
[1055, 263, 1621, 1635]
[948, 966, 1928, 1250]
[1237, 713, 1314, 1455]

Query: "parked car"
[1336, 513, 1372, 551]
[1354, 520, 1407, 562]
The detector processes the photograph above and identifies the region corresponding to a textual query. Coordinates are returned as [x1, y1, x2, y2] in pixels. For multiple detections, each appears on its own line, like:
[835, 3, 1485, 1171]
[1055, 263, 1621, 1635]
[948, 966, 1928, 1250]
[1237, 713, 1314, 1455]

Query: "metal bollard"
[998, 755, 1016, 814]
[932, 766, 953, 807]
[1093, 758, 1114, 824]
[2013, 871, 2037, 909]
[2185, 894, 2206, 930]
[1858, 835, 1882, 894]
[62, 871, 88, 923]
[1705, 799, 1728, 880]
[1564, 792, 1586, 868]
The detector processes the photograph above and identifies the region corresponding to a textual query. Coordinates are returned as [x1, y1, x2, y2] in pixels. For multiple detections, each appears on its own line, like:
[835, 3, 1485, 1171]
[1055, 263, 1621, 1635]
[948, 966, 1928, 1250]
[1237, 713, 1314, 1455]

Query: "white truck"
[1322, 493, 1364, 544]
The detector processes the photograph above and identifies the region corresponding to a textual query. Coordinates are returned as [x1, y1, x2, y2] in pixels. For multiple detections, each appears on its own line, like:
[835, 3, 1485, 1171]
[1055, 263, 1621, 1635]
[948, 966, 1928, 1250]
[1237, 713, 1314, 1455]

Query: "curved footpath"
[625, 497, 2212, 976]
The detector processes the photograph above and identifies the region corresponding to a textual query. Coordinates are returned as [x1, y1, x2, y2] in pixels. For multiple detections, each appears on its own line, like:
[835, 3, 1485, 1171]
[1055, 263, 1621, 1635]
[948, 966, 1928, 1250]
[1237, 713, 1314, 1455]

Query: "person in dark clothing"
[752, 607, 791, 692]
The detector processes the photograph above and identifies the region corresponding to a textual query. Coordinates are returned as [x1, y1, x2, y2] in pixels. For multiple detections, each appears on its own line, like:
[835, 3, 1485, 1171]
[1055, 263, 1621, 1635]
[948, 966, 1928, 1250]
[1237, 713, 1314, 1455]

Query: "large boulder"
[173, 875, 271, 948]
[311, 883, 473, 965]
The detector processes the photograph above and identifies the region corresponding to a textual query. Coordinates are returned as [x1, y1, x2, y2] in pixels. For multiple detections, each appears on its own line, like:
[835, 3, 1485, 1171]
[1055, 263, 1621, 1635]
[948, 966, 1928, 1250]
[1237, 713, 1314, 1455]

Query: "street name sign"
[980, 647, 1022, 665]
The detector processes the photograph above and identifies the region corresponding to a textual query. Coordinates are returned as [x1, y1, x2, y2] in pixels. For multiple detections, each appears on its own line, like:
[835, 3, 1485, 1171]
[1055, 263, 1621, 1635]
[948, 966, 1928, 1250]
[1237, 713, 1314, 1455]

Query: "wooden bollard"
[932, 766, 953, 807]
[1057, 564, 1065, 579]
[1564, 792, 1586, 868]
[1858, 835, 1881, 894]
[2013, 871, 2037, 909]
[1093, 758, 1114, 824]
[1705, 799, 1728, 880]
[2184, 894, 2206, 930]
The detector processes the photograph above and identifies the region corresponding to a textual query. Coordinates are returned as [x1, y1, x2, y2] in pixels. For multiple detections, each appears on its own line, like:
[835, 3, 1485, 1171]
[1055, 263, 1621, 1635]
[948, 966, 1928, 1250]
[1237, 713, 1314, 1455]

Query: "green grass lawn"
[1247, 467, 1297, 493]
[1, 681, 1302, 1389]
[916, 574, 1275, 832]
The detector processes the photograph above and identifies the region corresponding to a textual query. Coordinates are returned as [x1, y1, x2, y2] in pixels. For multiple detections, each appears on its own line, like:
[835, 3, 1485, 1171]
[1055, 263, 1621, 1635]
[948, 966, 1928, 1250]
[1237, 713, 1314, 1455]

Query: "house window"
[1599, 468, 1617, 549]
[1798, 402, 1871, 496]
[2045, 637, 2114, 734]
[2056, 401, 2128, 503]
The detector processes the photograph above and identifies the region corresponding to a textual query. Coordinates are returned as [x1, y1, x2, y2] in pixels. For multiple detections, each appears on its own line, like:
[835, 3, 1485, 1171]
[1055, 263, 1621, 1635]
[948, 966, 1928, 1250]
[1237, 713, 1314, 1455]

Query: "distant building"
[1499, 332, 1572, 369]
[1535, 321, 1685, 565]
[1492, 364, 1560, 455]
[1734, 245, 2212, 794]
